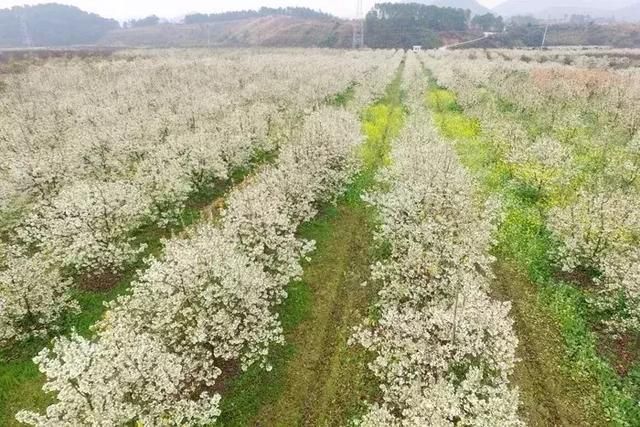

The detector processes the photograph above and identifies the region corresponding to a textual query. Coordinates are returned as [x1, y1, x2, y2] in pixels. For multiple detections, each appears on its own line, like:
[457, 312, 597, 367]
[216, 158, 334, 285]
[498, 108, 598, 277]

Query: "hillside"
[99, 16, 354, 48]
[100, 15, 482, 49]
[0, 3, 118, 48]
[464, 22, 640, 48]
[545, 23, 640, 46]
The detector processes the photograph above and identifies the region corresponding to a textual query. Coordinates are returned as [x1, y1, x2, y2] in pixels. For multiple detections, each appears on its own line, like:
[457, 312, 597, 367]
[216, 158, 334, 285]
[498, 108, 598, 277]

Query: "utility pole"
[352, 0, 364, 49]
[541, 23, 549, 48]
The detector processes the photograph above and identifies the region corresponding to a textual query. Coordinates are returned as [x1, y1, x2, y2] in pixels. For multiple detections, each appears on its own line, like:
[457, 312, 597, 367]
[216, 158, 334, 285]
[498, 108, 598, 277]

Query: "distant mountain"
[408, 0, 491, 16]
[614, 3, 640, 22]
[493, 0, 637, 17]
[0, 3, 119, 48]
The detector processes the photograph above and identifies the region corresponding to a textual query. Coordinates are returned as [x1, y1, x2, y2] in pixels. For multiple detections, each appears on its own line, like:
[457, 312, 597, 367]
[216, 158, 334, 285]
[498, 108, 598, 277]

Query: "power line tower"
[352, 0, 364, 49]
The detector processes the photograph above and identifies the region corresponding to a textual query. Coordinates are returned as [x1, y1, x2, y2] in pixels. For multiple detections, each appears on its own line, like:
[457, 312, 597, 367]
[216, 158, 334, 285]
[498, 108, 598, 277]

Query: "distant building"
[412, 45, 422, 52]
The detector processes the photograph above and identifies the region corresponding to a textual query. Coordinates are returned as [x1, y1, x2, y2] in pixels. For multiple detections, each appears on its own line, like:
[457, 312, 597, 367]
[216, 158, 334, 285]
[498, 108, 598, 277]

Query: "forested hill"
[184, 7, 336, 24]
[0, 3, 119, 48]
[365, 3, 502, 49]
[102, 4, 488, 49]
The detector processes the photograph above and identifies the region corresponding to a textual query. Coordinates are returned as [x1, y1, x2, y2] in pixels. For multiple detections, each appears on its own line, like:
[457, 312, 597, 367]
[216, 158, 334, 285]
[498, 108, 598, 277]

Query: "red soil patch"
[77, 270, 123, 292]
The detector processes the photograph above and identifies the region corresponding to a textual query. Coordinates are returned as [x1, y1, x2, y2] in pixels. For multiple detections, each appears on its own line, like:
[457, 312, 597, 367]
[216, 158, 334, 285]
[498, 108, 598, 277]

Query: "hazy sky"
[0, 0, 506, 20]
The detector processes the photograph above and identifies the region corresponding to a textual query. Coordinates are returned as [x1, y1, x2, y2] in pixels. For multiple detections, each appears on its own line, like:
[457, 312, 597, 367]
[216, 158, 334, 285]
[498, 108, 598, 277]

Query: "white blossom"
[0, 250, 78, 345]
[19, 106, 363, 425]
[354, 66, 521, 427]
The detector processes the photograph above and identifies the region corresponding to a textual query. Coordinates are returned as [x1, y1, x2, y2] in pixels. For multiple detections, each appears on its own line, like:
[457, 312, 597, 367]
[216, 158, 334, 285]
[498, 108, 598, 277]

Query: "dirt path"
[251, 199, 378, 426]
[439, 33, 494, 50]
[492, 262, 605, 426]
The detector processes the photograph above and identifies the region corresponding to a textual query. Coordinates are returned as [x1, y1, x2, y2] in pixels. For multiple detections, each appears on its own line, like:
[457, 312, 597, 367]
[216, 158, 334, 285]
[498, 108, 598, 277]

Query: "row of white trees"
[16, 105, 363, 426]
[0, 50, 401, 346]
[476, 48, 640, 71]
[352, 54, 522, 426]
[428, 49, 640, 141]
[425, 50, 640, 335]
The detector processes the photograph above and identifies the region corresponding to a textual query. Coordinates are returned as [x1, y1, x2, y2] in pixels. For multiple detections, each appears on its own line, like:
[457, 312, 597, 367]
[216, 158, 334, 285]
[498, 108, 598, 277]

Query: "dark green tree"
[471, 13, 504, 32]
[365, 3, 468, 49]
[128, 15, 160, 28]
